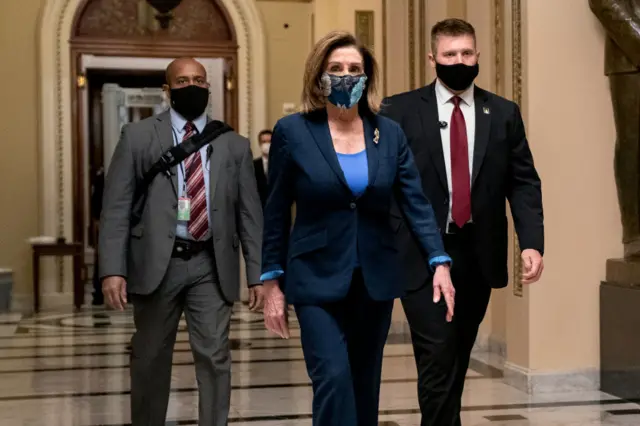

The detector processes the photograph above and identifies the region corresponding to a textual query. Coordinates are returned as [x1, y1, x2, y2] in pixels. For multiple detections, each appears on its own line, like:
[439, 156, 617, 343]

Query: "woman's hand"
[433, 265, 455, 322]
[263, 279, 290, 339]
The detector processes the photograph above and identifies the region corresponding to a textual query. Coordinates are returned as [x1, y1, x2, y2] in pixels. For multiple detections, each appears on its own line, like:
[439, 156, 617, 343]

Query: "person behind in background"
[260, 31, 455, 426]
[254, 129, 272, 207]
[90, 166, 105, 305]
[381, 18, 544, 426]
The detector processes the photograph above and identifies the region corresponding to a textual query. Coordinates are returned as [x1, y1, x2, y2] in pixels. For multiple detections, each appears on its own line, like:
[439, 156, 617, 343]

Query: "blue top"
[336, 150, 369, 196]
[337, 150, 369, 268]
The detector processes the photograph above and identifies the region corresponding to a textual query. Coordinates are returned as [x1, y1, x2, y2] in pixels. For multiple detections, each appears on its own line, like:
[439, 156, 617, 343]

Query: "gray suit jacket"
[98, 110, 263, 302]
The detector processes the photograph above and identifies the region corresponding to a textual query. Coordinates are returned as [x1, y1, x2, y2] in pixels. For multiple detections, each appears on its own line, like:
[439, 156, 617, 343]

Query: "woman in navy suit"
[261, 31, 455, 426]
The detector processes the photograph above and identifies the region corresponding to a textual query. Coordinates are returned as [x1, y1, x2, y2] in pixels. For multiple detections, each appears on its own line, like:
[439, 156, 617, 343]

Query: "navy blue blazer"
[261, 110, 449, 304]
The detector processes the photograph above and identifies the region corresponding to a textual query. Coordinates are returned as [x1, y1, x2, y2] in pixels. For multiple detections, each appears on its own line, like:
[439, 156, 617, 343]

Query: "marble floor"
[0, 306, 638, 426]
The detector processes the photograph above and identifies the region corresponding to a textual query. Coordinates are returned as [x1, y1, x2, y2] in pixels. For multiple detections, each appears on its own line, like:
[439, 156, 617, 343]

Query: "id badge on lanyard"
[177, 196, 191, 221]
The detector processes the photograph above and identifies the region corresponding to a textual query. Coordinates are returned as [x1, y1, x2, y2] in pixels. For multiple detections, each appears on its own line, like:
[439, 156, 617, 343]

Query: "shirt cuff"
[429, 255, 452, 270]
[260, 270, 284, 281]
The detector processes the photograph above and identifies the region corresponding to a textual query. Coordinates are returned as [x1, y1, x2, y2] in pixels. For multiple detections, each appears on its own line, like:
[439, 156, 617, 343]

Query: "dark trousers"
[295, 269, 394, 426]
[402, 225, 492, 426]
[130, 250, 232, 426]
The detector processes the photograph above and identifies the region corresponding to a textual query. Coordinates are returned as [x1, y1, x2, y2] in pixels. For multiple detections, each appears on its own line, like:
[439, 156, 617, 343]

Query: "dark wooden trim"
[71, 52, 84, 257]
[419, 0, 426, 87]
[70, 0, 238, 43]
[224, 57, 238, 131]
[70, 38, 238, 57]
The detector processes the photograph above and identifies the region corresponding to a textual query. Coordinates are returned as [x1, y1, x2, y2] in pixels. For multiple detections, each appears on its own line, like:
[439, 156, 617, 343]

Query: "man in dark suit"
[99, 57, 264, 426]
[381, 19, 544, 426]
[253, 129, 272, 206]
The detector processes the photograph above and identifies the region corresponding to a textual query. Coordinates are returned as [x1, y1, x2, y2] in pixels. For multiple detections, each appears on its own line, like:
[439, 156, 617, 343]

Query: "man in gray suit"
[99, 57, 264, 426]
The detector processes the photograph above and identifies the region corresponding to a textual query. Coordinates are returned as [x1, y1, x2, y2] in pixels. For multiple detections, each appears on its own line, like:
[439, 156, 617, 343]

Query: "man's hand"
[263, 279, 289, 339]
[248, 285, 265, 312]
[432, 264, 455, 322]
[521, 249, 543, 284]
[102, 276, 127, 311]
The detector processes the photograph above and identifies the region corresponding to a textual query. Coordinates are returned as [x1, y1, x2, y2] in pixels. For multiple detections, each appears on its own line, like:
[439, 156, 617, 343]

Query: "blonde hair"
[301, 31, 381, 115]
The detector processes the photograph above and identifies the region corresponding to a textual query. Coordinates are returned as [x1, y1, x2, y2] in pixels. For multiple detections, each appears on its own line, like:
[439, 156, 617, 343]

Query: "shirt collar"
[435, 78, 475, 107]
[169, 108, 207, 133]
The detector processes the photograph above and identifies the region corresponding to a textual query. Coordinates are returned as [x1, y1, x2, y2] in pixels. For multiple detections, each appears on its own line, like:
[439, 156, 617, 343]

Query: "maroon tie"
[450, 96, 471, 227]
[183, 122, 209, 240]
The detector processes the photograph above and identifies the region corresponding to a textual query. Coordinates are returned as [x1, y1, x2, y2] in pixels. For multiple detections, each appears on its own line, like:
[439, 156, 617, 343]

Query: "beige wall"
[518, 0, 621, 371]
[312, 0, 383, 47]
[469, 0, 621, 373]
[0, 0, 45, 297]
[257, 0, 313, 128]
[466, 0, 622, 373]
[385, 0, 410, 96]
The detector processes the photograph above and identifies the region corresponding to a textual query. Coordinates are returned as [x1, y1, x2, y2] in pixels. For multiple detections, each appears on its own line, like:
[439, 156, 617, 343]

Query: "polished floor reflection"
[0, 307, 638, 425]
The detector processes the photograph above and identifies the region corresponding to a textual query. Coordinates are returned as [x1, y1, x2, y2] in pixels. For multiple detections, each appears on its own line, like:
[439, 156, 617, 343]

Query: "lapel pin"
[483, 107, 490, 115]
[373, 128, 380, 144]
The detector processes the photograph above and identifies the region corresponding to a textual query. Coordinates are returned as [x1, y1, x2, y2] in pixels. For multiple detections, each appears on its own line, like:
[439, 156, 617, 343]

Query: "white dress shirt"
[434, 79, 475, 223]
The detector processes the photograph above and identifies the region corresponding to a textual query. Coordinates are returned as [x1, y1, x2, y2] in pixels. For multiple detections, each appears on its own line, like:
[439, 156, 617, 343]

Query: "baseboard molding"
[11, 293, 32, 313]
[473, 332, 507, 357]
[503, 361, 600, 394]
[12, 291, 78, 313]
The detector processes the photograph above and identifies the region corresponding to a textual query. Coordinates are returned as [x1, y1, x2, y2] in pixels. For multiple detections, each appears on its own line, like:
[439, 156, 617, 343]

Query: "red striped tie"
[183, 122, 209, 240]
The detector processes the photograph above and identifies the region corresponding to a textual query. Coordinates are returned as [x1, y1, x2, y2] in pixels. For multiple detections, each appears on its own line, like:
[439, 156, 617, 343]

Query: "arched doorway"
[37, 0, 266, 302]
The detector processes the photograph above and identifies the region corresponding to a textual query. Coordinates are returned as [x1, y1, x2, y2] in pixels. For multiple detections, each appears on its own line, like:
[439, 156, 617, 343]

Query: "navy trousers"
[295, 269, 394, 426]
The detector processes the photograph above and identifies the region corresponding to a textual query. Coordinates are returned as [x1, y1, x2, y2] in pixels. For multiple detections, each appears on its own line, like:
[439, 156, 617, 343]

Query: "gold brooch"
[373, 128, 380, 144]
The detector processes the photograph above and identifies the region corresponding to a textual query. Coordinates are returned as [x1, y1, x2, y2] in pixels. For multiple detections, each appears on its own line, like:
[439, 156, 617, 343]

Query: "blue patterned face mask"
[321, 72, 368, 109]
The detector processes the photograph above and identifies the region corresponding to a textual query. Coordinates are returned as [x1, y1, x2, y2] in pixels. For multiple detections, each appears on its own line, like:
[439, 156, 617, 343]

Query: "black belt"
[172, 237, 213, 260]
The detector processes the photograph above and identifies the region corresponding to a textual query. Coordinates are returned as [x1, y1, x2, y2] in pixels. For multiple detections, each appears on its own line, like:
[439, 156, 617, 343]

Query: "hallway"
[0, 306, 637, 425]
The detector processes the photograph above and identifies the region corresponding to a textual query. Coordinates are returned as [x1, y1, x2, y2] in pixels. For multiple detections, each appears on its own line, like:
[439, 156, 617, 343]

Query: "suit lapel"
[420, 84, 448, 193]
[153, 111, 178, 196]
[363, 114, 379, 189]
[305, 112, 349, 189]
[208, 134, 226, 207]
[472, 88, 491, 187]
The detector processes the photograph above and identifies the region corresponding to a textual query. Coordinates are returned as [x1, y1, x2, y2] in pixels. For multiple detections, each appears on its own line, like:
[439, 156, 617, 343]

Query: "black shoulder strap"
[130, 120, 233, 226]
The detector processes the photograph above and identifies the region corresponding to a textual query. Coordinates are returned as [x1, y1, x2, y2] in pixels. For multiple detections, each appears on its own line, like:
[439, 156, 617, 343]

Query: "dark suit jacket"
[261, 110, 448, 304]
[589, 0, 640, 75]
[253, 157, 268, 207]
[99, 111, 263, 301]
[380, 82, 544, 291]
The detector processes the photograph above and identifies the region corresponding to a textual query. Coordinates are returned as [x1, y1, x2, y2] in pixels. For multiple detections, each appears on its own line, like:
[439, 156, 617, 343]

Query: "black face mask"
[169, 85, 210, 121]
[435, 62, 479, 92]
